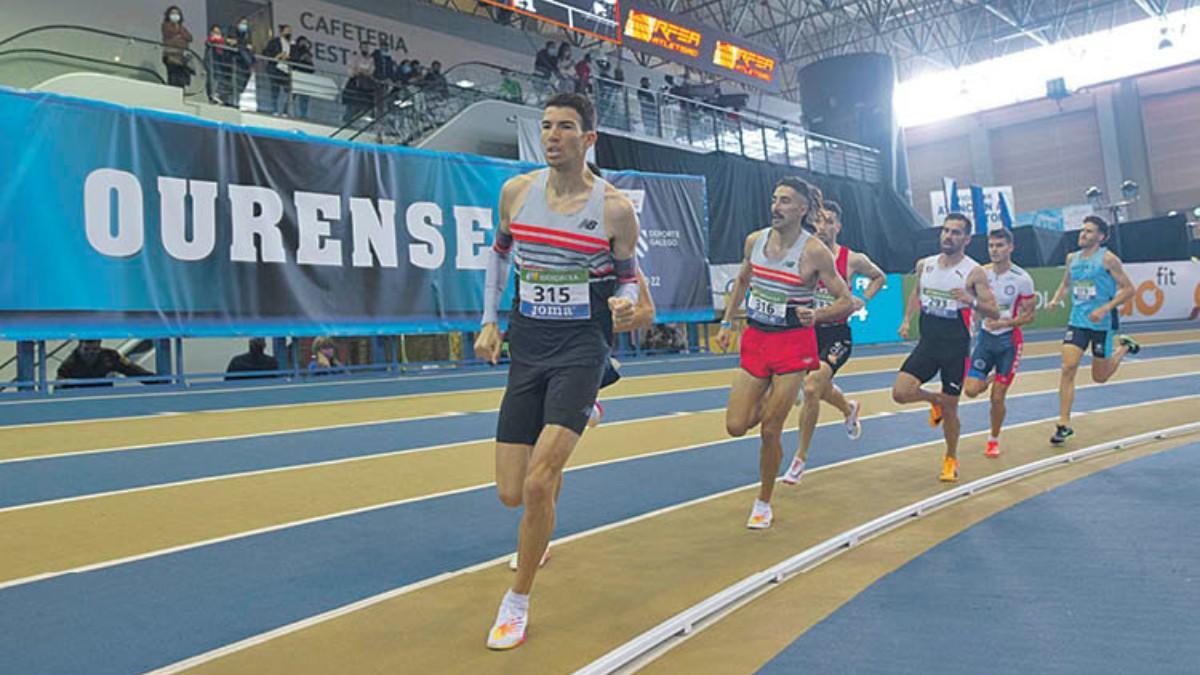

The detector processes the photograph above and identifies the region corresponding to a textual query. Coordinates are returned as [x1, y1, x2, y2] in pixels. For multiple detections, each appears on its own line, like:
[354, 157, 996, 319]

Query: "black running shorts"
[816, 324, 853, 375]
[496, 359, 608, 443]
[900, 338, 970, 396]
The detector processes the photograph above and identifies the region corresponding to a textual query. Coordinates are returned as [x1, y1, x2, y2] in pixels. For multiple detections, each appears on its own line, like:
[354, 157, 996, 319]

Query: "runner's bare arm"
[899, 260, 921, 338]
[716, 232, 759, 350]
[475, 174, 532, 363]
[967, 266, 1001, 319]
[614, 270, 656, 332]
[1103, 252, 1135, 312]
[1049, 253, 1073, 308]
[849, 252, 886, 300]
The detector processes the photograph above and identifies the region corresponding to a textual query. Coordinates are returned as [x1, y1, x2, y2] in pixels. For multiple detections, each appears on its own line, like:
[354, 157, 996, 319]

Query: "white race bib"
[1072, 280, 1097, 303]
[746, 286, 788, 325]
[519, 268, 590, 320]
[921, 287, 960, 319]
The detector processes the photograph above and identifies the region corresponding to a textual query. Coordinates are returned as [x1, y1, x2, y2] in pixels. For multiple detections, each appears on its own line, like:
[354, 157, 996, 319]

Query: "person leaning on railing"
[290, 36, 315, 118]
[160, 5, 194, 88]
[204, 25, 230, 104]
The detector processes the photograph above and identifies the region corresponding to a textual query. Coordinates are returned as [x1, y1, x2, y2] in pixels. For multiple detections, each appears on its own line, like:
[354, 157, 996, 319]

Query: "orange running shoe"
[985, 440, 1000, 458]
[928, 402, 944, 427]
[939, 455, 959, 482]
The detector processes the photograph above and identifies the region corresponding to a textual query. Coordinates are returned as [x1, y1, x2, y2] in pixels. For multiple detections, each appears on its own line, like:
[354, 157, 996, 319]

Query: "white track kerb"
[575, 421, 1200, 675]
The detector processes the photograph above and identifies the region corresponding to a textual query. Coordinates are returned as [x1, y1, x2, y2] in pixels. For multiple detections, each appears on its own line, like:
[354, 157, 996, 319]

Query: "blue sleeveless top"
[1068, 248, 1117, 331]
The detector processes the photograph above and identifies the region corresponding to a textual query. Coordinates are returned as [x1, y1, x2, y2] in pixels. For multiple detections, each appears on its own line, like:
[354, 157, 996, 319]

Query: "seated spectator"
[161, 5, 194, 88]
[225, 337, 279, 380]
[56, 339, 162, 388]
[308, 336, 346, 374]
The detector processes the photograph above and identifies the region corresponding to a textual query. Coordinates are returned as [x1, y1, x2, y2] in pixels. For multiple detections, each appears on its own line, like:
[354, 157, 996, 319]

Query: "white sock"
[503, 589, 529, 613]
[989, 435, 999, 443]
[754, 499, 770, 511]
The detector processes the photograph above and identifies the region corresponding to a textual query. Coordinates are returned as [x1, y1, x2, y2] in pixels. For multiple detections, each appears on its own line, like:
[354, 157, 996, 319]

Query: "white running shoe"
[845, 400, 862, 440]
[508, 546, 551, 571]
[486, 601, 528, 650]
[586, 402, 604, 428]
[782, 455, 806, 485]
[746, 500, 773, 529]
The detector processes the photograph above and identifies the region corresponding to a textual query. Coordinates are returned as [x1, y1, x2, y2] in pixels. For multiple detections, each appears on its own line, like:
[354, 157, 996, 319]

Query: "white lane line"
[3, 332, 1194, 421]
[5, 347, 1197, 465]
[145, 392, 1200, 675]
[3, 366, 1193, 514]
[2, 368, 1195, 517]
[2, 375, 1194, 598]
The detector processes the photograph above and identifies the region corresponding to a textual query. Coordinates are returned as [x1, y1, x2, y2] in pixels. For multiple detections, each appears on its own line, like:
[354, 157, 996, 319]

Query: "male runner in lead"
[783, 200, 885, 484]
[962, 227, 1036, 457]
[1048, 215, 1139, 445]
[893, 213, 999, 482]
[474, 93, 641, 650]
[716, 178, 853, 529]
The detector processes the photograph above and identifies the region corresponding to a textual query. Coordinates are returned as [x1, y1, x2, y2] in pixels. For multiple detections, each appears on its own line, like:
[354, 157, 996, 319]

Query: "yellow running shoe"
[939, 455, 959, 482]
[928, 402, 943, 427]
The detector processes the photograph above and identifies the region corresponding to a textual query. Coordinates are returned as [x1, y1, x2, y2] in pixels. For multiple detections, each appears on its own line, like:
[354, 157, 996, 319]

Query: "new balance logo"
[579, 219, 600, 231]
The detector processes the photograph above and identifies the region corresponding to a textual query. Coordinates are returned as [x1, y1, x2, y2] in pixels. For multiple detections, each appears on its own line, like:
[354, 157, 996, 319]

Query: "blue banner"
[847, 272, 905, 345]
[0, 88, 711, 339]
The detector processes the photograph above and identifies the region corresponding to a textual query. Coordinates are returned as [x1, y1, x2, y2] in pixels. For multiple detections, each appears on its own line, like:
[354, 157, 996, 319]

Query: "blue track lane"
[2, 321, 1192, 426]
[3, 344, 1197, 509]
[0, 376, 1194, 674]
[760, 442, 1200, 675]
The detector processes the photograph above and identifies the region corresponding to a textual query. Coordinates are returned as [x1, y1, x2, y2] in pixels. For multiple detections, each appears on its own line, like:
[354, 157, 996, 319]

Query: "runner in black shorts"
[893, 213, 999, 482]
[474, 93, 643, 650]
[783, 201, 886, 484]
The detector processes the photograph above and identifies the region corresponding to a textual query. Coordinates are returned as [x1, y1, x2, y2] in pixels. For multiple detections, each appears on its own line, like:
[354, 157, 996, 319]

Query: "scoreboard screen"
[480, 0, 622, 44]
[712, 41, 777, 83]
[621, 2, 781, 92]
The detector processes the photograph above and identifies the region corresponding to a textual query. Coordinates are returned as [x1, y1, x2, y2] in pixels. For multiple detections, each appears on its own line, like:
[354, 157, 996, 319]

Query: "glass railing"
[0, 26, 880, 180]
[0, 24, 208, 97]
[360, 61, 881, 181]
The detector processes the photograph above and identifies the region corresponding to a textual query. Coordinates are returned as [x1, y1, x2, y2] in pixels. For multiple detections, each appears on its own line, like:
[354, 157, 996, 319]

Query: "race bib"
[746, 286, 788, 325]
[813, 285, 836, 309]
[921, 287, 959, 319]
[1072, 280, 1097, 303]
[519, 268, 590, 320]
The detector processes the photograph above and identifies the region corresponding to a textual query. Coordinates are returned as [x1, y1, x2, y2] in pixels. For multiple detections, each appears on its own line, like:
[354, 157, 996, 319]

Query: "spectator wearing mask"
[228, 18, 256, 105]
[371, 43, 397, 82]
[161, 5, 193, 88]
[56, 340, 161, 389]
[308, 336, 345, 374]
[534, 40, 556, 79]
[204, 24, 229, 104]
[225, 337, 279, 380]
[289, 36, 315, 118]
[261, 24, 293, 114]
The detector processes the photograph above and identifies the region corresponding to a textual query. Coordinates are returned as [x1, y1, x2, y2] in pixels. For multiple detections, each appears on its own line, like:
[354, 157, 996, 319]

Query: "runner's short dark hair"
[545, 92, 596, 132]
